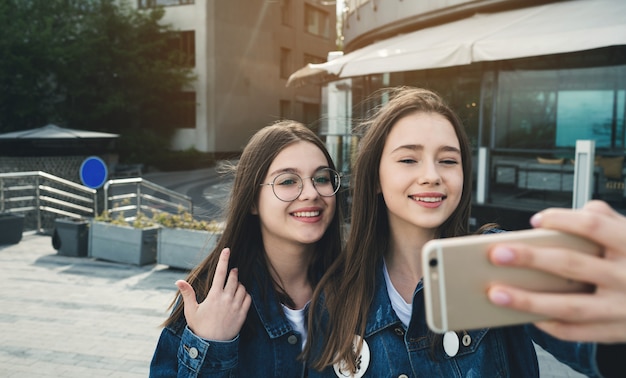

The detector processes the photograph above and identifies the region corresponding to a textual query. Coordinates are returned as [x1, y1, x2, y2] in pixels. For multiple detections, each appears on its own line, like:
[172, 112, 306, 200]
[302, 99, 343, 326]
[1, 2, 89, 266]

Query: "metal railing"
[103, 177, 193, 221]
[1, 172, 195, 233]
[0, 171, 98, 232]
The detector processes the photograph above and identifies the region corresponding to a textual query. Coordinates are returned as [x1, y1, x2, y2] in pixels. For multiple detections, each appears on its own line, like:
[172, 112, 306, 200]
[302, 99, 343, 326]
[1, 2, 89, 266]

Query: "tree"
[0, 0, 195, 162]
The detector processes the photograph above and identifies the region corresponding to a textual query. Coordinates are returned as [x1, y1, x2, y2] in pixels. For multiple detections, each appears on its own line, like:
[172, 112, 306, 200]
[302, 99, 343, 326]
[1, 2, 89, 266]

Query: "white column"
[572, 140, 595, 209]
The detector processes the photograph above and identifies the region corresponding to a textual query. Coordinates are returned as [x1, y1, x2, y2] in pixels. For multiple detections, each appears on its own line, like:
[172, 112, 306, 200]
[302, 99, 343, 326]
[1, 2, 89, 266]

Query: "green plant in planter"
[151, 209, 223, 231]
[94, 211, 158, 229]
[155, 208, 224, 270]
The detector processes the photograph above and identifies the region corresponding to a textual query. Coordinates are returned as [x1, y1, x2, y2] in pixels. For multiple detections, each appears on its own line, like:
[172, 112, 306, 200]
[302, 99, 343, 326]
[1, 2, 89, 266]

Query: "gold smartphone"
[421, 228, 602, 333]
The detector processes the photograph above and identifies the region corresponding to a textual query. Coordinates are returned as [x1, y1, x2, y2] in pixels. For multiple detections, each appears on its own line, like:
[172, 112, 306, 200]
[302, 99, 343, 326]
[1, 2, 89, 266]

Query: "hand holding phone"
[421, 229, 602, 333]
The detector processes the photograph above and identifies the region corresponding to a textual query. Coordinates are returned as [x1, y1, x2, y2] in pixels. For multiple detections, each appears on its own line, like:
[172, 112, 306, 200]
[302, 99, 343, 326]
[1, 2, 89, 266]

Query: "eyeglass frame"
[259, 167, 341, 202]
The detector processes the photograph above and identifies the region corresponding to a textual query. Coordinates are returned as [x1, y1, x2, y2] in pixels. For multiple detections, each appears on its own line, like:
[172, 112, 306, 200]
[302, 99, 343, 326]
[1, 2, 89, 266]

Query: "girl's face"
[255, 141, 336, 252]
[379, 111, 463, 236]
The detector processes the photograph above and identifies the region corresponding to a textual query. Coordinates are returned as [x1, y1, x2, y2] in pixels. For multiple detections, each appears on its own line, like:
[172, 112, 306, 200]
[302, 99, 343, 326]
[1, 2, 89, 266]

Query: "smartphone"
[421, 228, 602, 333]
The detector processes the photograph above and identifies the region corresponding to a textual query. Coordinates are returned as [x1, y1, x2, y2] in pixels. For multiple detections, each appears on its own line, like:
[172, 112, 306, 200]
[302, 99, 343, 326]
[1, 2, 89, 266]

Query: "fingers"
[211, 248, 231, 289]
[533, 319, 626, 343]
[223, 267, 241, 295]
[176, 279, 199, 312]
[489, 282, 626, 343]
[531, 201, 626, 252]
[488, 243, 608, 287]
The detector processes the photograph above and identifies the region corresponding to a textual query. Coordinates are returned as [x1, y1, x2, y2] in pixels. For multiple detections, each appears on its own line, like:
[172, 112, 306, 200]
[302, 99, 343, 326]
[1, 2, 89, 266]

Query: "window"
[138, 0, 194, 8]
[167, 31, 195, 67]
[280, 48, 292, 79]
[494, 65, 626, 151]
[171, 92, 196, 129]
[281, 0, 292, 26]
[280, 100, 291, 119]
[304, 53, 325, 65]
[302, 103, 321, 133]
[305, 4, 330, 39]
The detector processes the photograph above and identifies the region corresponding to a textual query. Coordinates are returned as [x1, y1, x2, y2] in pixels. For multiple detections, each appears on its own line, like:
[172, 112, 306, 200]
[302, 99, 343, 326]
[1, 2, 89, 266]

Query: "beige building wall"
[341, 0, 556, 51]
[135, 0, 336, 155]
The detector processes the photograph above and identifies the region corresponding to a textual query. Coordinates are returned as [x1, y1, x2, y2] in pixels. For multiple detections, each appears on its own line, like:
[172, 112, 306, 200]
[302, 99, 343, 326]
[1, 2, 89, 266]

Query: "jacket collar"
[364, 259, 403, 336]
[247, 265, 294, 339]
[364, 259, 427, 337]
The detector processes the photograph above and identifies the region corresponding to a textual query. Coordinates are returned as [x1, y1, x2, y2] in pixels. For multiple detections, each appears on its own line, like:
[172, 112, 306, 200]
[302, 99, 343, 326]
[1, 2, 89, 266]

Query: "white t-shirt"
[383, 260, 412, 328]
[281, 301, 310, 350]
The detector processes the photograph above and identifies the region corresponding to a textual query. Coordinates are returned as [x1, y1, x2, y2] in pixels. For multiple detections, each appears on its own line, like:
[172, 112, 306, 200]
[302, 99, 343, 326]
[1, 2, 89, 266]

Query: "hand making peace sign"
[176, 248, 252, 341]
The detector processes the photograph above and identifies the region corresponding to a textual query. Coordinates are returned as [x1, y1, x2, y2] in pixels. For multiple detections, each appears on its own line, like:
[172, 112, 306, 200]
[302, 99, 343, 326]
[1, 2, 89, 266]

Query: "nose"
[417, 159, 442, 185]
[297, 177, 319, 200]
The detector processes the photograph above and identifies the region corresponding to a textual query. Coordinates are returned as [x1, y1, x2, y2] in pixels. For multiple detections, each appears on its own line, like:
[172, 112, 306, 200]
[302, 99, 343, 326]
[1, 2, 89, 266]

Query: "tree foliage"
[0, 0, 195, 161]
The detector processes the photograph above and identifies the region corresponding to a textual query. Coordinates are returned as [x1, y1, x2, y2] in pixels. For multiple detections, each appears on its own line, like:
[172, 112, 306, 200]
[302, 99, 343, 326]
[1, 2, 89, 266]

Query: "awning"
[0, 124, 119, 139]
[287, 0, 626, 87]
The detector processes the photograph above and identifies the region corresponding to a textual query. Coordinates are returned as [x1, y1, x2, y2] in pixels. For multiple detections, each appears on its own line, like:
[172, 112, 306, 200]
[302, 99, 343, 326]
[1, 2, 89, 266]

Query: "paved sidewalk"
[0, 234, 588, 377]
[0, 233, 186, 378]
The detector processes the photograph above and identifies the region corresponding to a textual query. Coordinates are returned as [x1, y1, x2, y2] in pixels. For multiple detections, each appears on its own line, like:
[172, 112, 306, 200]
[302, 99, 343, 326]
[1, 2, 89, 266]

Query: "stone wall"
[0, 153, 118, 184]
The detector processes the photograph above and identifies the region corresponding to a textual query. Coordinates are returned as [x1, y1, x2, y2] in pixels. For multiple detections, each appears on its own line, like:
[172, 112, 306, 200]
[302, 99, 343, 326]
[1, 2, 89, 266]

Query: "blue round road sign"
[80, 156, 108, 189]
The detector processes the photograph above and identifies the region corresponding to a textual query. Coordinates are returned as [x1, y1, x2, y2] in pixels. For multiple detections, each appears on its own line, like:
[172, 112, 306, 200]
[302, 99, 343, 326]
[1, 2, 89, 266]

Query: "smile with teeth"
[292, 210, 320, 217]
[412, 196, 444, 203]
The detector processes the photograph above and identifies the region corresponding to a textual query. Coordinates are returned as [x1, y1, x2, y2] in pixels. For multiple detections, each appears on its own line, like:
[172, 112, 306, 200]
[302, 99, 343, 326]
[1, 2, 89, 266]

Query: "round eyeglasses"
[260, 168, 341, 202]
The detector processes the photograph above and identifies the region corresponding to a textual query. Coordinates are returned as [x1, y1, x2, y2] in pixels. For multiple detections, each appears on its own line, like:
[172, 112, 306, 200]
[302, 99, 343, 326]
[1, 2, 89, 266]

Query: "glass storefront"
[339, 46, 626, 220]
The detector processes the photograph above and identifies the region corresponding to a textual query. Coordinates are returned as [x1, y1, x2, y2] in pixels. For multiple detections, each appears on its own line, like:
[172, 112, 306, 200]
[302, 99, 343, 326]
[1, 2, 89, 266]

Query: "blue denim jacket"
[308, 260, 604, 378]
[149, 269, 306, 378]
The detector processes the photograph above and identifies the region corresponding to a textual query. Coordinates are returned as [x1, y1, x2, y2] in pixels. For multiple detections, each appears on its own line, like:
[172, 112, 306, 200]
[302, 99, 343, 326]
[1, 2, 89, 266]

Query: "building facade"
[291, 0, 626, 227]
[135, 0, 337, 155]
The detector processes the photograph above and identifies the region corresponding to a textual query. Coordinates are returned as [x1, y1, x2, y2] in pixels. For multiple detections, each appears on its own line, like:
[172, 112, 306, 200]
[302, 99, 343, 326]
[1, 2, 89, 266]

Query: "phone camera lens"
[429, 258, 438, 267]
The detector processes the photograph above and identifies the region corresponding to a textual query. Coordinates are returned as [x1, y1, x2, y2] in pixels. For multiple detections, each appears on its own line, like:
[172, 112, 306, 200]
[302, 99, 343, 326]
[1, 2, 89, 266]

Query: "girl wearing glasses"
[305, 87, 619, 377]
[150, 120, 344, 377]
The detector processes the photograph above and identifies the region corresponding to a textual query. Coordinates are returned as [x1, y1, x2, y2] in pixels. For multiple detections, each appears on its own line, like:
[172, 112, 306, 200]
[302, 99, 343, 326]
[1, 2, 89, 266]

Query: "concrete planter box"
[0, 213, 24, 245]
[157, 228, 220, 270]
[89, 220, 159, 266]
[53, 218, 89, 257]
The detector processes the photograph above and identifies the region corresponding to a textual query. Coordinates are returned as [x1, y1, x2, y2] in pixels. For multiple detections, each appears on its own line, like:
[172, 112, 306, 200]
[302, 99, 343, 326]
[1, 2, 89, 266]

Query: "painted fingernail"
[530, 212, 543, 228]
[492, 246, 515, 264]
[489, 289, 512, 306]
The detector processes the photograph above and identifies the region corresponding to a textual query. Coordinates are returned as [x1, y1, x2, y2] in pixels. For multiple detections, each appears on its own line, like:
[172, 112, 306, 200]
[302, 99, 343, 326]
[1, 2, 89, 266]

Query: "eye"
[313, 174, 331, 184]
[399, 158, 417, 164]
[440, 159, 459, 166]
[275, 174, 300, 186]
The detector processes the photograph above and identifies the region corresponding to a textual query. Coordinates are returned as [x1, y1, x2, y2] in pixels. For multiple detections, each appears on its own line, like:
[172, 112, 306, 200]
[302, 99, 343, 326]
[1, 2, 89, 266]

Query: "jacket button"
[188, 347, 199, 359]
[462, 334, 471, 346]
[393, 327, 405, 336]
[287, 335, 298, 345]
[398, 375, 409, 378]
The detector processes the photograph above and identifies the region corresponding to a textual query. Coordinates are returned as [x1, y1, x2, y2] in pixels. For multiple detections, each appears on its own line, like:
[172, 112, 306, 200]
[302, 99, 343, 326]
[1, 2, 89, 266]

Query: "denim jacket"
[149, 267, 306, 378]
[308, 260, 604, 378]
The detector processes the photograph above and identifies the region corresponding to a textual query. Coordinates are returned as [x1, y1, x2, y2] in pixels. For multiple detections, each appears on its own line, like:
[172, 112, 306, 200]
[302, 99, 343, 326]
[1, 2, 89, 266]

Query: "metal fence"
[103, 177, 192, 221]
[0, 171, 97, 232]
[0, 172, 193, 232]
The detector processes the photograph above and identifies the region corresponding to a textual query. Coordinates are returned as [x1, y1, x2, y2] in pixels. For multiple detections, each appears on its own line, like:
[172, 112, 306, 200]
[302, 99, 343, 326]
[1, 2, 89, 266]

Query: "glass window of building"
[167, 31, 195, 68]
[305, 4, 330, 39]
[280, 48, 292, 79]
[170, 92, 196, 129]
[281, 0, 292, 26]
[494, 65, 626, 153]
[138, 0, 194, 8]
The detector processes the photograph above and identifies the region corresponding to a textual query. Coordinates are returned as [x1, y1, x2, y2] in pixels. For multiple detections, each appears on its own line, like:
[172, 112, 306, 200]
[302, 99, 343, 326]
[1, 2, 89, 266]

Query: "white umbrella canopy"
[287, 0, 626, 87]
[0, 124, 119, 139]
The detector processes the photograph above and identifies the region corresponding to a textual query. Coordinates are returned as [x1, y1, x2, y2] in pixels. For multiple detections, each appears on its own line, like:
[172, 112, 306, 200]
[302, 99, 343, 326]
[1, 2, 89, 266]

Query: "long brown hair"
[307, 87, 473, 372]
[164, 120, 344, 328]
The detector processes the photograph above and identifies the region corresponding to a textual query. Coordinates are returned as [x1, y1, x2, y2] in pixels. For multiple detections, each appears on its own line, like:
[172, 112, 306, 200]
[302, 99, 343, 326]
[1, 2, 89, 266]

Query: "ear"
[250, 203, 258, 215]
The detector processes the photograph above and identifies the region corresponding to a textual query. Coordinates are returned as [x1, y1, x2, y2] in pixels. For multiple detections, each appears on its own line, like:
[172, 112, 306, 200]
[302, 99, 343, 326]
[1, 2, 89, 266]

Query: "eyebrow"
[268, 165, 329, 177]
[391, 144, 461, 154]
